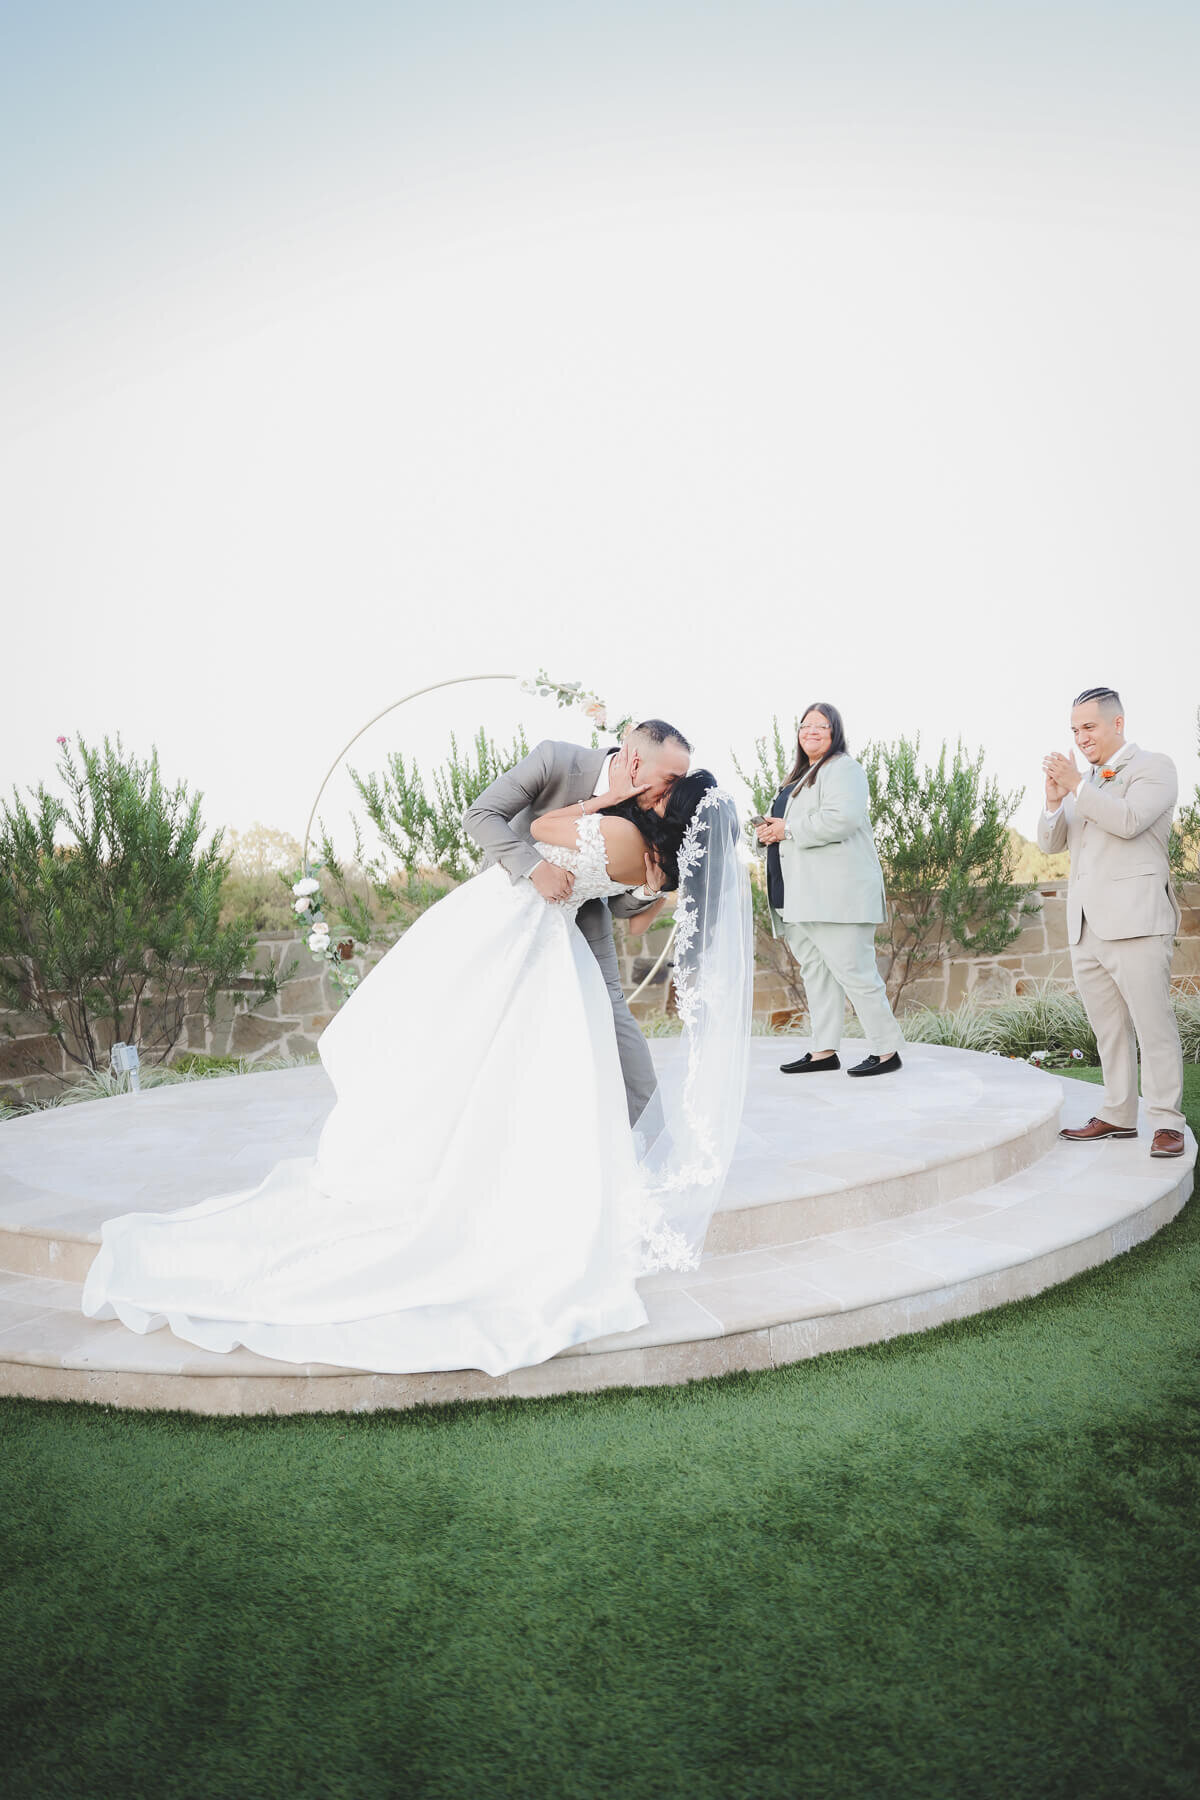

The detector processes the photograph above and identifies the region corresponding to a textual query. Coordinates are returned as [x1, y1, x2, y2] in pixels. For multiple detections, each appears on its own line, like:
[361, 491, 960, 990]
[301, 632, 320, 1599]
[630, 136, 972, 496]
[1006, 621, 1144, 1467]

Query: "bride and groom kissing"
[83, 717, 752, 1379]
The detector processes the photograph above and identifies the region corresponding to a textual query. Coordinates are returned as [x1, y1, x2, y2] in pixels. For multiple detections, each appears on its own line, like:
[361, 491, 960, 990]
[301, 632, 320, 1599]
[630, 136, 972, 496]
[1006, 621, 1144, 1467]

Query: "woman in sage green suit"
[756, 704, 904, 1077]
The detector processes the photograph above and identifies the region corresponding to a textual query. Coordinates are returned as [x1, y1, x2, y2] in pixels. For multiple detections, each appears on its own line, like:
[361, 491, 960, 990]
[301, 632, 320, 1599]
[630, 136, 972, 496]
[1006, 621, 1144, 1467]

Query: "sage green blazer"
[768, 754, 887, 930]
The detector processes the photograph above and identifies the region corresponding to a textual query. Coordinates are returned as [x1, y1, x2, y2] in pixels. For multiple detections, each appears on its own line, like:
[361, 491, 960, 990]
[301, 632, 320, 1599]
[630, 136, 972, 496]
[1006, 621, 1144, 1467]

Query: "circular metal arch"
[300, 673, 517, 872]
[301, 671, 676, 1006]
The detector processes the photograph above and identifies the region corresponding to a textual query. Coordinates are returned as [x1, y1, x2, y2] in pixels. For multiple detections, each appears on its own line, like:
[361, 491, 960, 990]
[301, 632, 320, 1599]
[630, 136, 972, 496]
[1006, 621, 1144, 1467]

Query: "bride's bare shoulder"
[597, 815, 649, 882]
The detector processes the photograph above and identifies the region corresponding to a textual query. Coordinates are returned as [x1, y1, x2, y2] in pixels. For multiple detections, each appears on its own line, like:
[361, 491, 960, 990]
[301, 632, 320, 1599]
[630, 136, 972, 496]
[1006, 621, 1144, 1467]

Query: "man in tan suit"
[1039, 686, 1184, 1157]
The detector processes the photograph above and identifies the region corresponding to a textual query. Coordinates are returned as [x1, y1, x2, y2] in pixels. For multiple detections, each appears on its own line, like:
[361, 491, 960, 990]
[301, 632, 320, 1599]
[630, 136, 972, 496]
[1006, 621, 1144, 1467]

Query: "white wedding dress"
[81, 815, 655, 1377]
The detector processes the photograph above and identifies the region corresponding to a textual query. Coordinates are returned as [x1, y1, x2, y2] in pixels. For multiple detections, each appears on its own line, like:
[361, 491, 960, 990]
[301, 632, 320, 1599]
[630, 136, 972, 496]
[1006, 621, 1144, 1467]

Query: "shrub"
[0, 1049, 317, 1116]
[1176, 992, 1200, 1064]
[314, 727, 529, 951]
[1168, 705, 1200, 934]
[0, 737, 279, 1076]
[903, 985, 1099, 1062]
[731, 718, 807, 1013]
[861, 735, 1037, 1004]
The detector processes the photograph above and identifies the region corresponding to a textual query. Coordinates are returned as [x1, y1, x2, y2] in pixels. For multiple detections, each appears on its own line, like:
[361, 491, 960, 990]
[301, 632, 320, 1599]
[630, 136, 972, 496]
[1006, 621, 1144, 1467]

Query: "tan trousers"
[1071, 921, 1183, 1133]
[781, 920, 905, 1057]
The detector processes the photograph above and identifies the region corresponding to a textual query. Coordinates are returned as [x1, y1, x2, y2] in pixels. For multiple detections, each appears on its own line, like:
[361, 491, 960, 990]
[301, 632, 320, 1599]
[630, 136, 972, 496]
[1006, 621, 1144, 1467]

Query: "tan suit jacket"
[1036, 743, 1180, 945]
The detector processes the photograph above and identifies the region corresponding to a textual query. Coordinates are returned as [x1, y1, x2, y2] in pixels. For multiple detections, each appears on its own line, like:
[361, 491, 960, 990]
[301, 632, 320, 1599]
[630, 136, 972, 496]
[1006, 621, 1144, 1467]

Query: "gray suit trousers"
[573, 896, 657, 1126]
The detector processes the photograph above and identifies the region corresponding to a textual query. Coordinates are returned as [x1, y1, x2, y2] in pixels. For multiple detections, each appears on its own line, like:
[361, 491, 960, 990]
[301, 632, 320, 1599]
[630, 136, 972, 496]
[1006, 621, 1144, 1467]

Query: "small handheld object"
[749, 815, 770, 829]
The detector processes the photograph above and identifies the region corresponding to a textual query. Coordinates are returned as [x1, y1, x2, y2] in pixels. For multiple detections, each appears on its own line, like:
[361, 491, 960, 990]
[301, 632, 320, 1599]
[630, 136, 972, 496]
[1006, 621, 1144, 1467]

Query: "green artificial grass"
[1, 1069, 1198, 1800]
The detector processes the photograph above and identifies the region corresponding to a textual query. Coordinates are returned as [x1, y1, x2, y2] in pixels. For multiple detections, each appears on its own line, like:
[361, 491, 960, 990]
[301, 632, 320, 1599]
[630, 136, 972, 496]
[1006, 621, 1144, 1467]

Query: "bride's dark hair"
[606, 769, 718, 891]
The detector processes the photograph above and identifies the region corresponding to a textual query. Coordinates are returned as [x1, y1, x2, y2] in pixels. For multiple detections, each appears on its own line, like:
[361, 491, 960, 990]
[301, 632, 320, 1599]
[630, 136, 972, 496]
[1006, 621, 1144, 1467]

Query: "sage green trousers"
[780, 919, 904, 1057]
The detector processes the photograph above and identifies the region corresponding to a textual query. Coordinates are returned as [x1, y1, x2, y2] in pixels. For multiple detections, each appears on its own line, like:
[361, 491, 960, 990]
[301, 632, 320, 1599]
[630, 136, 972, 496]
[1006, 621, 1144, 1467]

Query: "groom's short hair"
[634, 718, 693, 754]
[1073, 687, 1123, 719]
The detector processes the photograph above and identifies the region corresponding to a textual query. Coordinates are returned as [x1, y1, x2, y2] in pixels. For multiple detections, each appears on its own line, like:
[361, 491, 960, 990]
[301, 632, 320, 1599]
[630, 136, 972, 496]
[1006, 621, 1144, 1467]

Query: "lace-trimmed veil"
[635, 788, 753, 1271]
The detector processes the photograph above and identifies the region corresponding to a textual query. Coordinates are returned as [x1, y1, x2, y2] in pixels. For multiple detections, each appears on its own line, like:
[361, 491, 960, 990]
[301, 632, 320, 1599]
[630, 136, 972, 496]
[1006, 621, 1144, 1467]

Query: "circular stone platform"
[0, 1042, 1193, 1413]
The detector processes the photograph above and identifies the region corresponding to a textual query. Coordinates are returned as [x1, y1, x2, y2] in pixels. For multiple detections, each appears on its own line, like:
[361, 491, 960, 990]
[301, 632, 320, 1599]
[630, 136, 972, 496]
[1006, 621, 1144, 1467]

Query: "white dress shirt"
[592, 749, 616, 800]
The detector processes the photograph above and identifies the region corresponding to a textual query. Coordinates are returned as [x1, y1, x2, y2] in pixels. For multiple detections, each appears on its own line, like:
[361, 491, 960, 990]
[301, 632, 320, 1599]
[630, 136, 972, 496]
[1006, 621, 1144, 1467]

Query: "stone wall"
[617, 881, 1200, 1025]
[0, 930, 399, 1105]
[3, 884, 1198, 1102]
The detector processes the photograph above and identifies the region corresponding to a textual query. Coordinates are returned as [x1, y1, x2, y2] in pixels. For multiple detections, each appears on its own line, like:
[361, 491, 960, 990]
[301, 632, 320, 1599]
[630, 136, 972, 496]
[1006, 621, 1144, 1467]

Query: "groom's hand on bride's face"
[531, 863, 575, 903]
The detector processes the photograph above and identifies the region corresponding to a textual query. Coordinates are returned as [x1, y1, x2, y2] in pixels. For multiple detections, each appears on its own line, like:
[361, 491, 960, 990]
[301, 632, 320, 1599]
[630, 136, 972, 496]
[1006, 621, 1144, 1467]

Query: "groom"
[1039, 686, 1185, 1158]
[464, 720, 692, 1125]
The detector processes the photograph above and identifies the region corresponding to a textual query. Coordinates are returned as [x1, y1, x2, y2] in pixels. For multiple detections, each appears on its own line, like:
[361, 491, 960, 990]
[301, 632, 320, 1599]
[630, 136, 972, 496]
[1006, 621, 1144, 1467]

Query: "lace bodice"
[535, 811, 633, 911]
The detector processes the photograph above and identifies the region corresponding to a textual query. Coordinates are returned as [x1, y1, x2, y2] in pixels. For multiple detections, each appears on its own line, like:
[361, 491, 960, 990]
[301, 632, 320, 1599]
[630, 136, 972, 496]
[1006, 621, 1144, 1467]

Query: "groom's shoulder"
[1125, 747, 1177, 785]
[532, 738, 590, 769]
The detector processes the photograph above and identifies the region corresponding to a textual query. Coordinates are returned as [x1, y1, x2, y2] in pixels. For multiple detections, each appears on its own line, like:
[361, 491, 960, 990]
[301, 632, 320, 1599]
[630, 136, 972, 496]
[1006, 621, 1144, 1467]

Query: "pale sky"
[4, 2, 1198, 855]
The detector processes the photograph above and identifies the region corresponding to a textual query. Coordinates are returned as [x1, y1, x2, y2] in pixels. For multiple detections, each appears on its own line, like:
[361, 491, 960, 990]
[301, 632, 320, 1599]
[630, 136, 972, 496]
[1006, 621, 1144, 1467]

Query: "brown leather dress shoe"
[1058, 1117, 1138, 1142]
[1151, 1129, 1185, 1158]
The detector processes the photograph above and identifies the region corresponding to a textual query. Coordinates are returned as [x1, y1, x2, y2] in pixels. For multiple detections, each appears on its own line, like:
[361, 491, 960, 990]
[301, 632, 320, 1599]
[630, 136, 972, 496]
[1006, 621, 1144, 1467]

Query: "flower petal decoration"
[292, 877, 320, 896]
[293, 897, 312, 914]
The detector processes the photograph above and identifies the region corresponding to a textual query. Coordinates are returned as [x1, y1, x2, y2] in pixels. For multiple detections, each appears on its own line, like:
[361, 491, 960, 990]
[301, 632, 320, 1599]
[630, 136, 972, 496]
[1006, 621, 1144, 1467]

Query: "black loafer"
[847, 1053, 903, 1077]
[780, 1052, 841, 1073]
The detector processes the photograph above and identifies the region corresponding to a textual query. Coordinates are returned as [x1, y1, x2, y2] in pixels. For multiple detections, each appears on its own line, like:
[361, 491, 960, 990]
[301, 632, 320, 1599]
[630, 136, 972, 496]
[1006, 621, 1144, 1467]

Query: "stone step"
[0, 1042, 1062, 1280]
[0, 1103, 1192, 1413]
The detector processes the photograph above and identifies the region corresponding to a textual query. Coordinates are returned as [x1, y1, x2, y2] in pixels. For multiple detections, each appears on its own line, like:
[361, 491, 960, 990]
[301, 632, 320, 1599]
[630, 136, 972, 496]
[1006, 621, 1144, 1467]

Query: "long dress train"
[81, 817, 651, 1376]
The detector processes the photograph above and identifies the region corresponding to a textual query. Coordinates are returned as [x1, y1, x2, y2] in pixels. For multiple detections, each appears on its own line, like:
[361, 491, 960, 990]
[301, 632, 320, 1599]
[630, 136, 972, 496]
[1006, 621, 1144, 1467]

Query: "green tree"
[733, 715, 797, 824]
[1168, 706, 1200, 933]
[0, 737, 280, 1076]
[732, 718, 807, 1013]
[315, 726, 531, 950]
[861, 735, 1036, 1003]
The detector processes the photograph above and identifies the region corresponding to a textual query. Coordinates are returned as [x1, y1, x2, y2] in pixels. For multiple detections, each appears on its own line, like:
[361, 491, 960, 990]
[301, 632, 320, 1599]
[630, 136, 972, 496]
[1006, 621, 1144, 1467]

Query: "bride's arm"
[529, 762, 653, 845]
[626, 893, 670, 936]
[530, 790, 624, 845]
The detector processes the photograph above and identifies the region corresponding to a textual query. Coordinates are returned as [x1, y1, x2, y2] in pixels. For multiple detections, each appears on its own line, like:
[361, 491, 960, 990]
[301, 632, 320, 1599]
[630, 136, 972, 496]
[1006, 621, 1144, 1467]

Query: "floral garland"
[289, 865, 362, 998]
[292, 675, 628, 996]
[519, 671, 633, 740]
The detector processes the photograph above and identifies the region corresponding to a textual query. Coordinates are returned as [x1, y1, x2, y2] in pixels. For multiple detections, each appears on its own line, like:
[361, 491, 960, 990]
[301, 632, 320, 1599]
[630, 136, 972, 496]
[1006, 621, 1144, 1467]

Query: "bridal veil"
[635, 788, 753, 1271]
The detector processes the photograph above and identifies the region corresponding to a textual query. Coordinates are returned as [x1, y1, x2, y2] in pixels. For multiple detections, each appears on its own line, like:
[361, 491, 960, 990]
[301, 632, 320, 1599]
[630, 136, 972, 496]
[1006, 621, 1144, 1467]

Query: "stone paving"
[0, 1042, 1193, 1412]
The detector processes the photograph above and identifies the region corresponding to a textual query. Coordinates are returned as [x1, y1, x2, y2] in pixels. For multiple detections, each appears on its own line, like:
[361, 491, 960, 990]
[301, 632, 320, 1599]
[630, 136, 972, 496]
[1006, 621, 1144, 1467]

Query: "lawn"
[1, 1067, 1197, 1800]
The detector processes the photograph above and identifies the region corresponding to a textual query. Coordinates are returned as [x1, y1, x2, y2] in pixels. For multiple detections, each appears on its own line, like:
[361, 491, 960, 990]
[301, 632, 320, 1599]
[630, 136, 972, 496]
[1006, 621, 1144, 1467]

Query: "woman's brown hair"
[782, 702, 849, 789]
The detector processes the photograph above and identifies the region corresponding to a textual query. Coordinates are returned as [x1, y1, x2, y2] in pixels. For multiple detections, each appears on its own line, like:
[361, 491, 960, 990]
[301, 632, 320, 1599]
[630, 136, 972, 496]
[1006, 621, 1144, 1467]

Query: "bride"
[82, 753, 752, 1378]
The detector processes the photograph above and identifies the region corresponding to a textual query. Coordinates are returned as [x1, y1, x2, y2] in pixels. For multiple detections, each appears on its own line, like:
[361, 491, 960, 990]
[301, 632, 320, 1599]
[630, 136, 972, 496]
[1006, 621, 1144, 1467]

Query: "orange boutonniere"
[1100, 768, 1118, 781]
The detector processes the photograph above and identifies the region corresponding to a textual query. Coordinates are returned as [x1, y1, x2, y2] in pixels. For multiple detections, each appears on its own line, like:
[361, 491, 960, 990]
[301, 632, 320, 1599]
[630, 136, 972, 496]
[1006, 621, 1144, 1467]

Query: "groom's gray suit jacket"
[462, 740, 658, 1125]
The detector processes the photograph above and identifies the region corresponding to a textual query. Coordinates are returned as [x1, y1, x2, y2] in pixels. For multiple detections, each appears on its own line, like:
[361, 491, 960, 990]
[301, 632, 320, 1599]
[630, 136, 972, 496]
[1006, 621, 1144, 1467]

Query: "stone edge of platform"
[0, 1080, 1068, 1283]
[2, 1156, 1191, 1416]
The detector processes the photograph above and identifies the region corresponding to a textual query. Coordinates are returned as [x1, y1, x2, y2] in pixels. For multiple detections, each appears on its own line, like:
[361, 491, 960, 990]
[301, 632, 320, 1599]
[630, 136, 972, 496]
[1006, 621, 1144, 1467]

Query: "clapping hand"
[1042, 750, 1081, 809]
